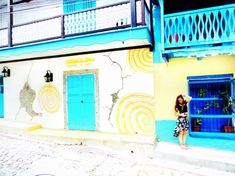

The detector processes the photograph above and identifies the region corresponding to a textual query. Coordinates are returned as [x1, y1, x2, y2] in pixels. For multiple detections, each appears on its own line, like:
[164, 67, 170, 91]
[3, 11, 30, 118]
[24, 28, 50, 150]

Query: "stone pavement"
[0, 130, 235, 176]
[0, 119, 235, 176]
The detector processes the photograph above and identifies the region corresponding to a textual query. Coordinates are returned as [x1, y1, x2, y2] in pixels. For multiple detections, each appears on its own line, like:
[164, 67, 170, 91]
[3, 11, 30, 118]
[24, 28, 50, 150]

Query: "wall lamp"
[2, 66, 10, 78]
[44, 70, 53, 82]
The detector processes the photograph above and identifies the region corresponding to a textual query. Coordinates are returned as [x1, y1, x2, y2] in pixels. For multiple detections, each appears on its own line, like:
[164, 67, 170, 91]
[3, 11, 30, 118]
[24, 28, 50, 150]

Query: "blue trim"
[192, 97, 228, 101]
[0, 27, 151, 58]
[156, 120, 235, 151]
[187, 74, 233, 82]
[163, 45, 235, 59]
[155, 120, 178, 142]
[188, 80, 234, 84]
[190, 132, 235, 140]
[190, 115, 235, 118]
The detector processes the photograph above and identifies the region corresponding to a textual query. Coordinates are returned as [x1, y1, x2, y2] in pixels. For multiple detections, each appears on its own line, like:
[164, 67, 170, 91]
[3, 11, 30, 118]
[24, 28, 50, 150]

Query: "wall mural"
[15, 81, 41, 119]
[15, 64, 41, 119]
[39, 84, 61, 114]
[116, 93, 155, 135]
[115, 48, 155, 135]
[127, 48, 154, 74]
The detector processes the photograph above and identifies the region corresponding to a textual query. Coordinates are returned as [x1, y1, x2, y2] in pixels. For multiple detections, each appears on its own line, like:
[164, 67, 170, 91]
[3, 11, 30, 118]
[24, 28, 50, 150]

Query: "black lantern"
[44, 70, 53, 82]
[2, 66, 10, 77]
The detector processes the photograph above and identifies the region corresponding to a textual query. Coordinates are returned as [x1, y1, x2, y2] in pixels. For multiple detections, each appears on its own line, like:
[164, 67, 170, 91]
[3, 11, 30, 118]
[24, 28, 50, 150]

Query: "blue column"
[130, 0, 137, 27]
[152, 0, 166, 63]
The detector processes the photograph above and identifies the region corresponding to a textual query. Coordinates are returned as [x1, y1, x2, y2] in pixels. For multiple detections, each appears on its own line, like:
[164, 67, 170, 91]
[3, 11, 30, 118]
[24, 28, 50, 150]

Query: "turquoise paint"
[63, 0, 96, 13]
[0, 27, 151, 58]
[164, 4, 235, 49]
[155, 120, 178, 143]
[0, 76, 3, 118]
[156, 120, 235, 151]
[63, 0, 96, 34]
[152, 2, 166, 63]
[67, 74, 96, 130]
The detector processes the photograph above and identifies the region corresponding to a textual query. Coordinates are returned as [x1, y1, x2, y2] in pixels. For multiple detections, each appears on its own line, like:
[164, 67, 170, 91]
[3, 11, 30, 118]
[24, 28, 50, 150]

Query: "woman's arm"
[183, 94, 192, 103]
[175, 108, 187, 117]
[175, 108, 180, 116]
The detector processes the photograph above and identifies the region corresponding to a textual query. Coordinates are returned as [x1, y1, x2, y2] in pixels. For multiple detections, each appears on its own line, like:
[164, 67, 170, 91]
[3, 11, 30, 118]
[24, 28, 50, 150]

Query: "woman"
[173, 94, 192, 149]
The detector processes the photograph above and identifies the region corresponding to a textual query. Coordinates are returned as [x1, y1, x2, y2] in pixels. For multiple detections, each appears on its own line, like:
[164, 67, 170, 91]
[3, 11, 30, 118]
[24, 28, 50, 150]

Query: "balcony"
[0, 0, 153, 61]
[163, 4, 235, 57]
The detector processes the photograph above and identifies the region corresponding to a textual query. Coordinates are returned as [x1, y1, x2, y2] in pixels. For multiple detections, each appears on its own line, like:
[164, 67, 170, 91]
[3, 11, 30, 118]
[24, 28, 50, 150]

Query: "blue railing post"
[7, 0, 13, 47]
[141, 0, 145, 25]
[61, 14, 65, 38]
[130, 0, 137, 27]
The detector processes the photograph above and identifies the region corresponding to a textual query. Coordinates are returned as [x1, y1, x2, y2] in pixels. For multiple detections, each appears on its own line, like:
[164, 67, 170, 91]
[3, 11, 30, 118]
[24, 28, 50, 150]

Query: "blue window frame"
[63, 0, 96, 13]
[187, 74, 235, 139]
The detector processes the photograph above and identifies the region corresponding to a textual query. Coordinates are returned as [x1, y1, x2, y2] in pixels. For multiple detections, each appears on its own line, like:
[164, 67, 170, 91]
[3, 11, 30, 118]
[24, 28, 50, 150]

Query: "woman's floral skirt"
[173, 117, 189, 137]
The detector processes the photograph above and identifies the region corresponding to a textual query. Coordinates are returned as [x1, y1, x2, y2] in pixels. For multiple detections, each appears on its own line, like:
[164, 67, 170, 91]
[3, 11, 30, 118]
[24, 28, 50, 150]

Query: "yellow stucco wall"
[154, 55, 235, 120]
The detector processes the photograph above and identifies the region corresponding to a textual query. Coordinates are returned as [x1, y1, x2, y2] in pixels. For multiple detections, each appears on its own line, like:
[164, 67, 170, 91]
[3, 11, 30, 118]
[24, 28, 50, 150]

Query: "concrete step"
[154, 142, 235, 174]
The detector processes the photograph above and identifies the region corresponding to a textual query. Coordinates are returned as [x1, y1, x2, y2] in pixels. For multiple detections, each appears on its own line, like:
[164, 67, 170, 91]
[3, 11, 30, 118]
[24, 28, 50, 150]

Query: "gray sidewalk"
[0, 119, 235, 175]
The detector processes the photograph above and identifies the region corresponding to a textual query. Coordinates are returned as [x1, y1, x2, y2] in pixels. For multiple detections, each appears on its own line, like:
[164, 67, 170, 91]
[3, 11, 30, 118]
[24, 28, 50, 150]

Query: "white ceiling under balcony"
[0, 0, 22, 6]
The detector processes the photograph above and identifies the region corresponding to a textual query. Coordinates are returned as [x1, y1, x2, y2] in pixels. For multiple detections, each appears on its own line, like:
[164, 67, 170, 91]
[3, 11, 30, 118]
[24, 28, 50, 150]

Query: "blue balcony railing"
[0, 0, 152, 49]
[164, 4, 235, 49]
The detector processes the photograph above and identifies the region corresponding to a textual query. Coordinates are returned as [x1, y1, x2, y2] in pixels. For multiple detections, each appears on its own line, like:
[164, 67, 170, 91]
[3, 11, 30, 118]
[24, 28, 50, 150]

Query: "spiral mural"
[39, 84, 61, 114]
[116, 93, 155, 135]
[127, 48, 154, 74]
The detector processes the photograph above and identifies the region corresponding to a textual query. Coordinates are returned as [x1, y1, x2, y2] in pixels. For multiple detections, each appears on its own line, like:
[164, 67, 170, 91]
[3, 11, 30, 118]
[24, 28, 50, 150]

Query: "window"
[63, 0, 96, 13]
[63, 0, 96, 34]
[187, 74, 235, 139]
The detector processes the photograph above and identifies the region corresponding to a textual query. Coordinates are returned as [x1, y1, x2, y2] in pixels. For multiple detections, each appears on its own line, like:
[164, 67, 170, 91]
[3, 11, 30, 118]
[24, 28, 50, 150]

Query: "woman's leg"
[178, 130, 183, 145]
[182, 130, 187, 145]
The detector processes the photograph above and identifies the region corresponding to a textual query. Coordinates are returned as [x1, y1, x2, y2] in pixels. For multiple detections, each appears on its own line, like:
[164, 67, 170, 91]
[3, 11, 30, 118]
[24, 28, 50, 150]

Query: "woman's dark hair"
[175, 94, 186, 111]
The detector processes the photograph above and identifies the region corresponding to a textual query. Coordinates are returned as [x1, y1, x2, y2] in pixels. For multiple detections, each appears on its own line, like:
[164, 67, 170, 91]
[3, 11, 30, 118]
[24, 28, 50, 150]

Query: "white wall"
[2, 49, 154, 135]
[0, 0, 62, 28]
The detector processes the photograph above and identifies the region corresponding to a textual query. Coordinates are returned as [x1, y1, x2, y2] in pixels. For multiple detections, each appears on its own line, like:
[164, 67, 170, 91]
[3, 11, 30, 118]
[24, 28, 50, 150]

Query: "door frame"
[63, 69, 100, 130]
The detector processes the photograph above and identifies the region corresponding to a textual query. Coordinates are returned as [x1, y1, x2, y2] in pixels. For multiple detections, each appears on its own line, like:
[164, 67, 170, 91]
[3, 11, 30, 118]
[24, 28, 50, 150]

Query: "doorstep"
[28, 128, 157, 145]
[0, 119, 156, 146]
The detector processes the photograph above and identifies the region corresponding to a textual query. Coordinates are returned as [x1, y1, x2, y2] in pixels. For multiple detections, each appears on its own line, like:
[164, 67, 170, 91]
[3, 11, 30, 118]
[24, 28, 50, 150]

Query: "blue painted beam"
[163, 43, 235, 59]
[0, 26, 152, 59]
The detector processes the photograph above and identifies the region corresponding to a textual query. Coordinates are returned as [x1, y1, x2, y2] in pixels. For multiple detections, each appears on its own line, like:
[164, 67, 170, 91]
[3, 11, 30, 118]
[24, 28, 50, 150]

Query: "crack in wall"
[103, 52, 130, 127]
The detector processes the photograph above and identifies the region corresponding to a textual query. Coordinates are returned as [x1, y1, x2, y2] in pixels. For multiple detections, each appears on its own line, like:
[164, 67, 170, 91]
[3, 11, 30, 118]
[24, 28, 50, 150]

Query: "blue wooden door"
[0, 76, 3, 118]
[67, 74, 96, 130]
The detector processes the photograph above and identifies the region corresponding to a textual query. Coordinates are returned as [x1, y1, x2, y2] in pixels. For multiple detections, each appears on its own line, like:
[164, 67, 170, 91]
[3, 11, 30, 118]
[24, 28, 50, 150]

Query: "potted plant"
[192, 117, 202, 131]
[220, 92, 235, 133]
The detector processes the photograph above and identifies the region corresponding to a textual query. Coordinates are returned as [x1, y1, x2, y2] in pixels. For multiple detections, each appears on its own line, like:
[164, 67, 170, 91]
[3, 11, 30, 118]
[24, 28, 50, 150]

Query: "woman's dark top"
[176, 102, 188, 114]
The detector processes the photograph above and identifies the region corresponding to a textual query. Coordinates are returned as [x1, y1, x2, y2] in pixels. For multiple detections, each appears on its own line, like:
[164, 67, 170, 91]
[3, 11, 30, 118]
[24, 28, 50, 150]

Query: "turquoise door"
[0, 76, 3, 118]
[67, 74, 96, 130]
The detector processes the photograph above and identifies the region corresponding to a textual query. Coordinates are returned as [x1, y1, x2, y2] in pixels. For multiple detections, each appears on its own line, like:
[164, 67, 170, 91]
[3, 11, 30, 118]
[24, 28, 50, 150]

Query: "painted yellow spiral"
[116, 93, 155, 135]
[39, 84, 61, 114]
[127, 48, 153, 74]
